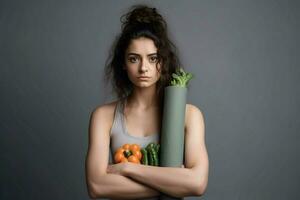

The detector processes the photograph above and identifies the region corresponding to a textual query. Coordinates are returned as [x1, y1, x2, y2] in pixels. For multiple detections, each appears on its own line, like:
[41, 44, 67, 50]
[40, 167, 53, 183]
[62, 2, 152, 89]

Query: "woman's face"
[124, 37, 161, 88]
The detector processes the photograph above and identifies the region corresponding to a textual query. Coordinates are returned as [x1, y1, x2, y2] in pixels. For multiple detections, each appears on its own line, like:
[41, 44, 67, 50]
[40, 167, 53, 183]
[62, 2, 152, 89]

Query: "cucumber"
[146, 142, 155, 151]
[141, 148, 148, 165]
[145, 142, 160, 166]
[151, 147, 159, 166]
[155, 143, 160, 153]
[148, 148, 154, 166]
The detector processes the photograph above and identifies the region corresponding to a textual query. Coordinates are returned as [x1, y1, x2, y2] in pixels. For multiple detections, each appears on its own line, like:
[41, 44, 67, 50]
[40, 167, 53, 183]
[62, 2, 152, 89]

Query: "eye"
[149, 56, 158, 63]
[128, 57, 139, 63]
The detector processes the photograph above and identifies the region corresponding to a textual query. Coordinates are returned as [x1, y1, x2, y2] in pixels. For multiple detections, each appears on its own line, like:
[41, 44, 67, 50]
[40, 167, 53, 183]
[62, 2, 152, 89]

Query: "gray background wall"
[1, 0, 299, 199]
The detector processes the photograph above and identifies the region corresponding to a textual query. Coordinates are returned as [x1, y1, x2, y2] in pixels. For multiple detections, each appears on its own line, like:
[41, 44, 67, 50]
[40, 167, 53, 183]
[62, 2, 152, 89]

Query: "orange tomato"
[116, 147, 125, 154]
[130, 144, 141, 152]
[131, 149, 142, 160]
[128, 155, 140, 164]
[115, 143, 142, 164]
[114, 151, 125, 163]
[122, 143, 131, 150]
[120, 157, 128, 163]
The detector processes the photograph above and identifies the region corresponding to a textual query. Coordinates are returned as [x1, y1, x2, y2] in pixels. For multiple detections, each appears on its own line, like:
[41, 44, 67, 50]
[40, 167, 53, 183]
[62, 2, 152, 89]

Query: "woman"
[85, 4, 209, 199]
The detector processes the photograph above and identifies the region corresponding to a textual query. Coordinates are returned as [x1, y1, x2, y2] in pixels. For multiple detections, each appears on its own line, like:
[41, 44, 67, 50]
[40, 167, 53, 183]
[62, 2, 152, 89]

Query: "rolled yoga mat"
[159, 85, 187, 200]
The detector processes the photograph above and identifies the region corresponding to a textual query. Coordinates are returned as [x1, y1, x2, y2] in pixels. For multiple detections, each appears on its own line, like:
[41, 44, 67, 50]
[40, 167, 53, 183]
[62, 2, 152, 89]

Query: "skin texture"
[85, 37, 209, 199]
[124, 37, 162, 98]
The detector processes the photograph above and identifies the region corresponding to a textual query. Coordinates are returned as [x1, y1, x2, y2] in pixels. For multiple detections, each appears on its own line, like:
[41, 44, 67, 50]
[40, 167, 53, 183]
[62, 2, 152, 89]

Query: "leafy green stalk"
[170, 67, 194, 87]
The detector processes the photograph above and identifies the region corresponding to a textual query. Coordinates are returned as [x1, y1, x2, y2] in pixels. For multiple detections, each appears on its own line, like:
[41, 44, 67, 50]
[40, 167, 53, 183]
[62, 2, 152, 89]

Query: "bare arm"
[120, 104, 209, 198]
[85, 105, 160, 199]
[86, 168, 160, 199]
[123, 164, 196, 198]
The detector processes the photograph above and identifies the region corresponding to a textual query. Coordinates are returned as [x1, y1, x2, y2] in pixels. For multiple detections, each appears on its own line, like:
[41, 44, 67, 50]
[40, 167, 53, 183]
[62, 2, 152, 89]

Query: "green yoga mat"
[160, 86, 187, 167]
[159, 86, 187, 200]
[157, 67, 193, 199]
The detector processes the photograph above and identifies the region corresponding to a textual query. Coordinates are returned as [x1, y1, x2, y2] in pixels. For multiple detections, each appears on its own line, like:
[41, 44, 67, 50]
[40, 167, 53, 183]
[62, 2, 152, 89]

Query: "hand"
[107, 162, 129, 176]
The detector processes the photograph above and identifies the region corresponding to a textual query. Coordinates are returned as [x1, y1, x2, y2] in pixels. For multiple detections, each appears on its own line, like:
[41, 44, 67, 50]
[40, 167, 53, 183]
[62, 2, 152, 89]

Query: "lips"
[138, 76, 150, 78]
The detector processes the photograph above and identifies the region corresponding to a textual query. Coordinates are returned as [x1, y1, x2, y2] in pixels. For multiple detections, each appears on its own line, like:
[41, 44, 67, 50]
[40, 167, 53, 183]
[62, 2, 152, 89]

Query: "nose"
[139, 59, 149, 73]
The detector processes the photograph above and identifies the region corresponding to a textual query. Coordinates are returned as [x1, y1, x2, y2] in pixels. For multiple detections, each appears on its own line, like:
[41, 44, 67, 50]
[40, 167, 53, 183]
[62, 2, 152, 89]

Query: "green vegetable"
[151, 148, 159, 166]
[124, 149, 132, 157]
[141, 148, 148, 165]
[146, 142, 155, 151]
[170, 67, 193, 87]
[156, 144, 160, 165]
[148, 148, 154, 165]
[145, 142, 160, 166]
[155, 143, 160, 153]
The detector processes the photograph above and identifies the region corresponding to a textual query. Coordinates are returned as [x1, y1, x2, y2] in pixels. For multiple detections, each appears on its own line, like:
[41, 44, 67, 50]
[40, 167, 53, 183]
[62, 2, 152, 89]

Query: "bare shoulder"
[92, 100, 118, 116]
[90, 100, 119, 133]
[185, 103, 205, 127]
[186, 103, 203, 114]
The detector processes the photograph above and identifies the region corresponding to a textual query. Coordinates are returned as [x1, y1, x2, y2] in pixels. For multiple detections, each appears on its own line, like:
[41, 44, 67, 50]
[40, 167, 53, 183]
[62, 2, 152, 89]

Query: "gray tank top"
[109, 98, 160, 162]
[108, 98, 161, 200]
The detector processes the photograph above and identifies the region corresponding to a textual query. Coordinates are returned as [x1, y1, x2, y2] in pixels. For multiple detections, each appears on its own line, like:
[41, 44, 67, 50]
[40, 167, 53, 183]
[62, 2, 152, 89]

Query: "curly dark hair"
[104, 4, 183, 107]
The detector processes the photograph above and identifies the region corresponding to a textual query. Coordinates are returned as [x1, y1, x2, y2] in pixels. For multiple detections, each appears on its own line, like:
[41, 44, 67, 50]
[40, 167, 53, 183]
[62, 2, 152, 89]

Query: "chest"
[123, 108, 162, 137]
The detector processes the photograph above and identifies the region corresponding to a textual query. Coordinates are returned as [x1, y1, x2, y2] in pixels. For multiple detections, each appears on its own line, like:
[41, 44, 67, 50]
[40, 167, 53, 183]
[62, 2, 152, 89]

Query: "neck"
[127, 84, 160, 109]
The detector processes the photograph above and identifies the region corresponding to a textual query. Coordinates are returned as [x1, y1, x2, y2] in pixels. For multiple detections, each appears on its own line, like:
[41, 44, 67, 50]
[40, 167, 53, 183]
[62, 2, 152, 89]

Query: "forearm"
[124, 163, 198, 198]
[92, 173, 160, 199]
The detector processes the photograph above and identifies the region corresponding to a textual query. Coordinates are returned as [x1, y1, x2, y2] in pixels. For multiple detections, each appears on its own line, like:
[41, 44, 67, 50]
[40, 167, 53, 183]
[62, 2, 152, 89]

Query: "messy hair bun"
[104, 4, 182, 106]
[121, 6, 167, 35]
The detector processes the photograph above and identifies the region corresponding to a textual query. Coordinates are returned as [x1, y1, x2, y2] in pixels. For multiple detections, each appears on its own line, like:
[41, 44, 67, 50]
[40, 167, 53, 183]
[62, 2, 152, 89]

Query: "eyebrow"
[127, 53, 158, 56]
